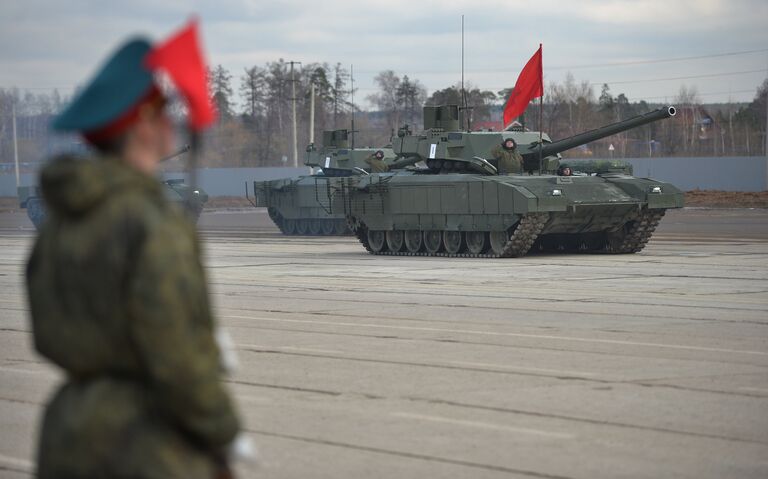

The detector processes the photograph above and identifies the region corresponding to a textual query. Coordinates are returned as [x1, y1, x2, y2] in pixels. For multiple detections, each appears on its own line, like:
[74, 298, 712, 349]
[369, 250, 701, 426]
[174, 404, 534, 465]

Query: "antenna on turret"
[460, 15, 471, 131]
[350, 64, 356, 150]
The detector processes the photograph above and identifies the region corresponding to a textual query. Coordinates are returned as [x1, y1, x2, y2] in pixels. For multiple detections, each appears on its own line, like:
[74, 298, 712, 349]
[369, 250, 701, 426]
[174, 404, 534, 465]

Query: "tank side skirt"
[349, 208, 667, 257]
[350, 213, 549, 258]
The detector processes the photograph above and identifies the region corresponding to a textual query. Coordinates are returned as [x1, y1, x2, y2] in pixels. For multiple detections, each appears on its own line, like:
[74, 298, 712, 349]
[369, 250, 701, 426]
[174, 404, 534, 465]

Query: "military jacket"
[26, 155, 240, 478]
[491, 144, 523, 175]
[364, 155, 389, 173]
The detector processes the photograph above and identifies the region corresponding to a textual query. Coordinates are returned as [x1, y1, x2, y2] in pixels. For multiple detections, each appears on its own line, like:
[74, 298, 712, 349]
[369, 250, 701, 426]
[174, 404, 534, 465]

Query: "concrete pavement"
[1, 208, 766, 478]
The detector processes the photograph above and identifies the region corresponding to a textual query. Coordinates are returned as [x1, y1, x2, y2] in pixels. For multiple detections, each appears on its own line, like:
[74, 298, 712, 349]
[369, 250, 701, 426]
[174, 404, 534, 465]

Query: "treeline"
[540, 76, 768, 158]
[1, 67, 766, 171]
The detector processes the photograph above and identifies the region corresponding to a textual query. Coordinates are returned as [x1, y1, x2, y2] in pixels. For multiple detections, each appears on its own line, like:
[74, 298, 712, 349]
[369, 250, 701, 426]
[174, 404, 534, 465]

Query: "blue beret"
[52, 37, 155, 133]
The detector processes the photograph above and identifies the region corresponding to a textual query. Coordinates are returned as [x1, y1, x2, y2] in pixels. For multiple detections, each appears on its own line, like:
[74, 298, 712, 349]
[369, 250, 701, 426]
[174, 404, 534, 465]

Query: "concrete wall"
[1, 173, 37, 197]
[160, 167, 307, 197]
[2, 159, 766, 197]
[623, 157, 767, 192]
[1, 167, 308, 197]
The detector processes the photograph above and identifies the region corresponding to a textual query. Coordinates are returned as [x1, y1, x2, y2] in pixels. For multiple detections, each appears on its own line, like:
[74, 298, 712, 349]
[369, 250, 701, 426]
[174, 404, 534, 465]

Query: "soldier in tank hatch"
[26, 23, 246, 479]
[490, 137, 523, 175]
[365, 149, 389, 173]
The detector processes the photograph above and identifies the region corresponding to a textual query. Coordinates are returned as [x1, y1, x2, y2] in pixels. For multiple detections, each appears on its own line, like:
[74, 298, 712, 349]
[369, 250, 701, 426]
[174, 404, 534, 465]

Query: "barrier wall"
[1, 167, 308, 197]
[2, 158, 766, 197]
[624, 157, 766, 192]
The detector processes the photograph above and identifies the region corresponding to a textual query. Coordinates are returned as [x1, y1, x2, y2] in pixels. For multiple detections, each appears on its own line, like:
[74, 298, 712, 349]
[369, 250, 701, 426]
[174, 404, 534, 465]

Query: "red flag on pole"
[146, 18, 216, 131]
[503, 45, 543, 128]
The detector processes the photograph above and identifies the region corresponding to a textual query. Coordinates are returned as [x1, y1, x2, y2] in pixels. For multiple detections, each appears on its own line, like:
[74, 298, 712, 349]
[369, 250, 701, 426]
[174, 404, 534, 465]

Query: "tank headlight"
[552, 189, 562, 196]
[193, 190, 200, 195]
[650, 186, 662, 194]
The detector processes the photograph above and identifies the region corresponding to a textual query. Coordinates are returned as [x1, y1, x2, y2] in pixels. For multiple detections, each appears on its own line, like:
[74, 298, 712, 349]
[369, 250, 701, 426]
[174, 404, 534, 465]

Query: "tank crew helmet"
[374, 150, 384, 160]
[502, 138, 516, 150]
[52, 38, 166, 149]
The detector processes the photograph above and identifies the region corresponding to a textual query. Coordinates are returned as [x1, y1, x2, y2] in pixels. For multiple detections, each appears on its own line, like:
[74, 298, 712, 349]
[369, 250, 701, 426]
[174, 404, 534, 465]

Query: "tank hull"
[341, 172, 683, 257]
[253, 175, 352, 236]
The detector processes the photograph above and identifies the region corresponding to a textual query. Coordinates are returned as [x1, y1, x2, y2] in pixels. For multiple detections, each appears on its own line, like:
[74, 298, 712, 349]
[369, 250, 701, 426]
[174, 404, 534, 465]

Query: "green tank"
[18, 145, 208, 230]
[339, 105, 683, 257]
[249, 129, 397, 235]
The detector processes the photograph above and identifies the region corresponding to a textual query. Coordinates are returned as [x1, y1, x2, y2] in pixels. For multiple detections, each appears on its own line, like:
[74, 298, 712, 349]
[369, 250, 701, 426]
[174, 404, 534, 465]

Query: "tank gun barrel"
[523, 106, 676, 158]
[389, 156, 422, 169]
[161, 144, 191, 162]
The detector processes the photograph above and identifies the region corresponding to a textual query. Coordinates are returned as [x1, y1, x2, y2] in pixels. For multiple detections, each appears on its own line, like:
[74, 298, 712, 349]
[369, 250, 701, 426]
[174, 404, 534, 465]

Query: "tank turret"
[390, 105, 676, 175]
[305, 129, 396, 175]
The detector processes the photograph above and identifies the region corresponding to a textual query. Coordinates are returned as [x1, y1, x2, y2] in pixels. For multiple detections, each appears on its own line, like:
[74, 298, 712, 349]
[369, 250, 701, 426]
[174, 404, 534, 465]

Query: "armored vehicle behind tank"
[249, 129, 398, 235]
[339, 104, 683, 257]
[18, 145, 208, 230]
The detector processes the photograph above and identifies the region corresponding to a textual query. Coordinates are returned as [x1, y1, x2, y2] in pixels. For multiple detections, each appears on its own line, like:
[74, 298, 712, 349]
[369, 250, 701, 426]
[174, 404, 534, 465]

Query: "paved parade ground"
[1, 208, 767, 478]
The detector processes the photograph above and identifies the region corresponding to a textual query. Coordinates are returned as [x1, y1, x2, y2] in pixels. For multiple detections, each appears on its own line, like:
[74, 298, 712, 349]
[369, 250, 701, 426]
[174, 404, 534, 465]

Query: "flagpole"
[538, 43, 543, 175]
[189, 130, 199, 193]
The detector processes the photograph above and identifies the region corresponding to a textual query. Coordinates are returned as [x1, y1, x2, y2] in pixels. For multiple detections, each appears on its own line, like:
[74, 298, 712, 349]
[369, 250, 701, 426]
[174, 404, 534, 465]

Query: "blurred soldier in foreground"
[365, 149, 389, 172]
[490, 138, 523, 175]
[26, 24, 242, 479]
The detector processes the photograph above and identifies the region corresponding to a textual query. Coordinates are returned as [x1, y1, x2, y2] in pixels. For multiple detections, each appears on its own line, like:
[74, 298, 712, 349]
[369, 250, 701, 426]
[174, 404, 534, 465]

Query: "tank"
[339, 104, 683, 257]
[248, 129, 398, 235]
[18, 145, 208, 230]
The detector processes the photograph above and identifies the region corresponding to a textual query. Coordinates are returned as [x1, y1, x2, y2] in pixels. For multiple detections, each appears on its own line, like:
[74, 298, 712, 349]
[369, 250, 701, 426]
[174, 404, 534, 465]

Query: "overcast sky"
[1, 0, 767, 109]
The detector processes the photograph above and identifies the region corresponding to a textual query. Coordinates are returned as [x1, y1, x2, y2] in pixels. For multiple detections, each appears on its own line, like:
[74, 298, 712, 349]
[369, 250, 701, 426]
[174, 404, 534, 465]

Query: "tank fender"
[352, 174, 393, 191]
[509, 186, 537, 214]
[499, 184, 566, 214]
[605, 177, 684, 209]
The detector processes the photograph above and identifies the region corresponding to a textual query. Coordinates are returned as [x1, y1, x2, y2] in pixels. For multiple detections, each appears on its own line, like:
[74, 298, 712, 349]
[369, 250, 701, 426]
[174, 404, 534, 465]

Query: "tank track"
[354, 227, 374, 253]
[270, 215, 351, 236]
[351, 213, 549, 258]
[604, 209, 666, 254]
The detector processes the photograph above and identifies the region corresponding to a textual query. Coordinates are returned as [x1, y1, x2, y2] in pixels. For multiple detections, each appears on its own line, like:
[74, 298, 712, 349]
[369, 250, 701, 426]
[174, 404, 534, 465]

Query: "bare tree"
[329, 63, 352, 128]
[396, 75, 427, 127]
[240, 66, 268, 118]
[675, 84, 701, 151]
[426, 82, 495, 126]
[209, 65, 234, 120]
[367, 70, 402, 132]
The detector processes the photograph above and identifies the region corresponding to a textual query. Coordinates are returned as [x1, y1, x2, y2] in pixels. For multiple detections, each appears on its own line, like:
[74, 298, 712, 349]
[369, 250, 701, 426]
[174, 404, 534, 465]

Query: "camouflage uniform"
[364, 153, 389, 173]
[490, 143, 523, 175]
[27, 155, 240, 478]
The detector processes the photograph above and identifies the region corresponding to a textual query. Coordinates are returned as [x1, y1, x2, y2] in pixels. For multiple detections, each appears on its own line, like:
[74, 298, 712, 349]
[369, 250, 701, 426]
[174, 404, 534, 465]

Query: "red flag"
[503, 45, 543, 128]
[146, 18, 216, 131]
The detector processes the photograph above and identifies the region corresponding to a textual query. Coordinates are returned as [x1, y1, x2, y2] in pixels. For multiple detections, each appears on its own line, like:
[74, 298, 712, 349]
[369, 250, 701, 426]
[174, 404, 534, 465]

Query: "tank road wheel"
[404, 230, 423, 253]
[367, 230, 388, 253]
[386, 230, 405, 252]
[295, 219, 309, 235]
[282, 218, 297, 235]
[443, 231, 465, 255]
[423, 230, 443, 254]
[489, 230, 510, 256]
[465, 231, 488, 254]
[334, 219, 350, 235]
[308, 218, 323, 235]
[320, 219, 335, 236]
